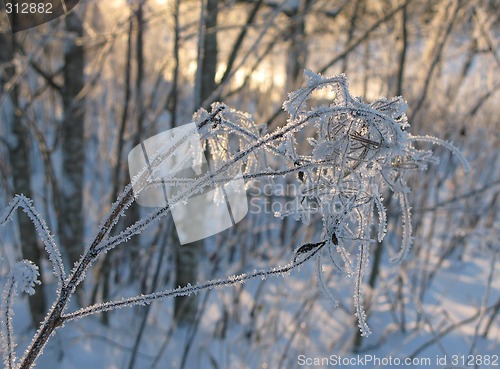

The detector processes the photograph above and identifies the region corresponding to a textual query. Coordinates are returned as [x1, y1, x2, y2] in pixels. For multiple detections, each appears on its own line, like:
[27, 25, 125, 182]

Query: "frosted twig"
[62, 240, 327, 321]
[1, 195, 65, 287]
[354, 241, 371, 337]
[408, 134, 470, 172]
[316, 250, 339, 306]
[373, 191, 387, 242]
[1, 273, 17, 369]
[391, 191, 413, 263]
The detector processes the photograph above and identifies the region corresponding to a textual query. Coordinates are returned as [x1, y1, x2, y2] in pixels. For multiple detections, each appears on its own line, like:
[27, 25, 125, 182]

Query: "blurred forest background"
[0, 0, 499, 368]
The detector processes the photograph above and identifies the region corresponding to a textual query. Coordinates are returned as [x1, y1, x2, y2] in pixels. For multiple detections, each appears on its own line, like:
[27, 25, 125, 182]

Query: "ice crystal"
[12, 260, 41, 296]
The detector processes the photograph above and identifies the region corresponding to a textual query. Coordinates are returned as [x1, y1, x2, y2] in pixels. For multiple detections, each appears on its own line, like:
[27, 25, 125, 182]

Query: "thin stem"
[62, 240, 326, 321]
[1, 275, 17, 369]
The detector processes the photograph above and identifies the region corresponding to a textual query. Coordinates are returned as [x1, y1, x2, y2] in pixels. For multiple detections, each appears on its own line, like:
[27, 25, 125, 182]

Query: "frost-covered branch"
[1, 261, 41, 369]
[0, 70, 470, 368]
[62, 240, 327, 321]
[1, 272, 17, 369]
[1, 196, 65, 287]
[408, 134, 471, 172]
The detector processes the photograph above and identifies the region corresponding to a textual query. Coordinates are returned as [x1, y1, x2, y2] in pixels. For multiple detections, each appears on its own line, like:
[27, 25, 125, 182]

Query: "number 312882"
[5, 2, 53, 14]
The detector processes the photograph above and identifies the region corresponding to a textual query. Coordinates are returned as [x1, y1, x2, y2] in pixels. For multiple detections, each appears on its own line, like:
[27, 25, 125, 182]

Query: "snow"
[0, 232, 498, 369]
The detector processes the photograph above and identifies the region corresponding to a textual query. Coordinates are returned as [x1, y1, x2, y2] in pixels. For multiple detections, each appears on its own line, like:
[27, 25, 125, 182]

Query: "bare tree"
[286, 0, 313, 92]
[173, 0, 220, 325]
[60, 9, 86, 269]
[0, 32, 46, 326]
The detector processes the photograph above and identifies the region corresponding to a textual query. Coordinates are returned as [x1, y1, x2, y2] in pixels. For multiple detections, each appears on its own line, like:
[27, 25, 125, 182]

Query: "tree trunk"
[0, 33, 46, 326]
[173, 0, 218, 325]
[60, 10, 86, 270]
[394, 1, 408, 97]
[285, 0, 312, 93]
[199, 0, 218, 109]
[97, 2, 144, 325]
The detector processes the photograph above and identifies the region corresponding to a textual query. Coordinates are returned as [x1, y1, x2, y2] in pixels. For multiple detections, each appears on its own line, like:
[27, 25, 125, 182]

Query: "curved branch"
[1, 195, 65, 287]
[62, 240, 327, 321]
